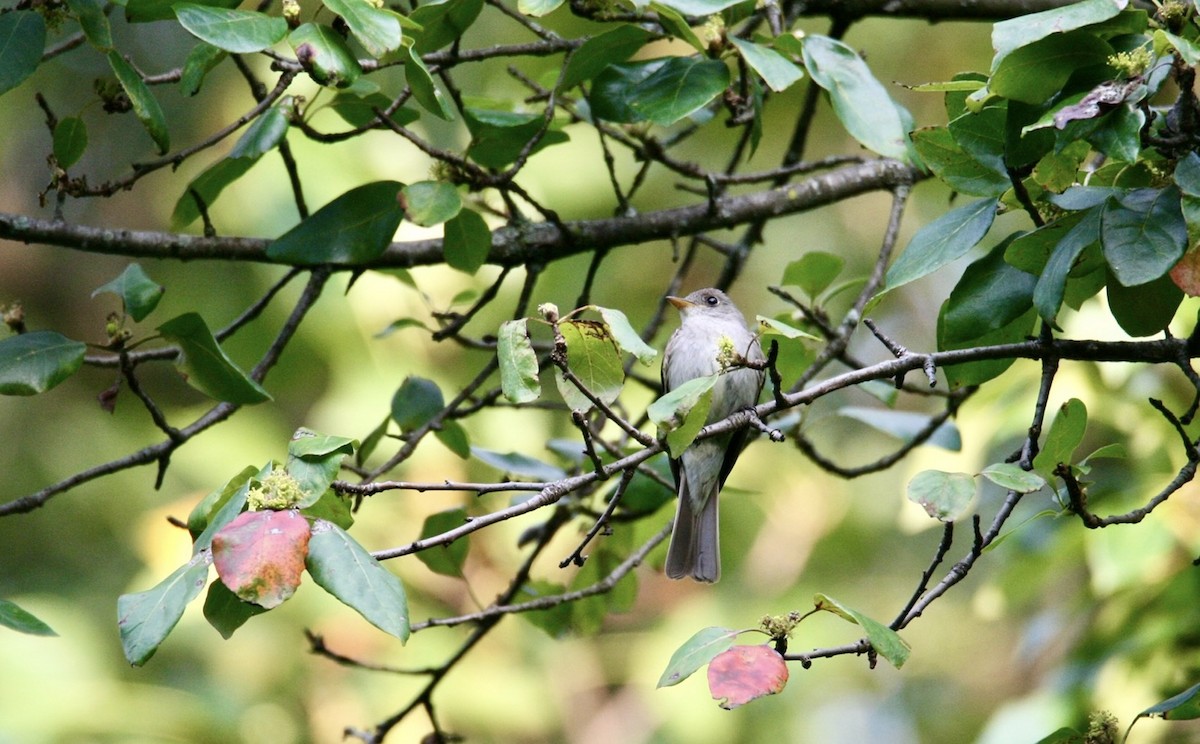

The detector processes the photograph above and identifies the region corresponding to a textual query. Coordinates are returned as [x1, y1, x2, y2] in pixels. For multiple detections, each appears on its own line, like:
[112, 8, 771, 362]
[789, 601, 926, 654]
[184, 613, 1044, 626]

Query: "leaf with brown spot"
[707, 644, 789, 709]
[212, 510, 311, 609]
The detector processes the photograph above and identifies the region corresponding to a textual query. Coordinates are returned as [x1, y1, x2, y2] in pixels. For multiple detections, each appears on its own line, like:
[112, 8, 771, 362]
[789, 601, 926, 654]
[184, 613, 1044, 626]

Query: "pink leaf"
[707, 644, 789, 710]
[1170, 250, 1200, 297]
[212, 510, 311, 609]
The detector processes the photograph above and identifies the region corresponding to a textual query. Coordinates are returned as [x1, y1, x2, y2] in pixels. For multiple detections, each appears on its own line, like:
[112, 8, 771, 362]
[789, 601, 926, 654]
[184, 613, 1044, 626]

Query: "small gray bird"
[662, 288, 764, 582]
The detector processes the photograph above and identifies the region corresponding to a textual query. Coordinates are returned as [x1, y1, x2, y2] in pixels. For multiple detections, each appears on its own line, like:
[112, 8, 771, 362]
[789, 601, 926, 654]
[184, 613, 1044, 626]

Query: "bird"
[661, 288, 764, 582]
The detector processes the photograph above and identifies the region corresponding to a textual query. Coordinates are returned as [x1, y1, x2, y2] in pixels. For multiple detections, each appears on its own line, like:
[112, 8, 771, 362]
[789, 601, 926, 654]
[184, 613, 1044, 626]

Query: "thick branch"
[0, 159, 920, 269]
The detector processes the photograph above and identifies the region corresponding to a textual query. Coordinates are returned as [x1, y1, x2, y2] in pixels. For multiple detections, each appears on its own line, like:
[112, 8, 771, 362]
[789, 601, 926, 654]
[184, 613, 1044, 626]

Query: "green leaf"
[107, 50, 170, 154]
[1136, 681, 1200, 721]
[938, 305, 1037, 388]
[179, 42, 227, 96]
[289, 22, 362, 88]
[652, 0, 748, 14]
[647, 374, 717, 457]
[416, 508, 470, 576]
[0, 331, 87, 396]
[53, 117, 88, 168]
[118, 553, 210, 666]
[906, 469, 975, 522]
[729, 37, 803, 92]
[518, 580, 572, 637]
[463, 107, 568, 168]
[305, 519, 410, 641]
[498, 319, 541, 403]
[403, 41, 455, 119]
[885, 197, 999, 291]
[228, 105, 289, 159]
[157, 313, 272, 404]
[802, 34, 911, 161]
[92, 263, 164, 322]
[518, 0, 564, 16]
[590, 59, 665, 123]
[813, 594, 911, 668]
[756, 315, 822, 342]
[911, 126, 1009, 197]
[330, 89, 418, 129]
[126, 0, 239, 22]
[470, 447, 566, 480]
[0, 11, 45, 98]
[1107, 270, 1183, 337]
[202, 579, 267, 639]
[782, 252, 844, 299]
[560, 25, 650, 90]
[285, 430, 357, 507]
[66, 0, 113, 49]
[948, 106, 1006, 173]
[1034, 206, 1102, 325]
[837, 407, 961, 451]
[980, 462, 1046, 493]
[1175, 152, 1200, 197]
[1101, 188, 1187, 287]
[1035, 727, 1085, 744]
[401, 181, 462, 226]
[649, 3, 705, 52]
[171, 157, 256, 230]
[323, 0, 403, 57]
[990, 32, 1113, 105]
[193, 462, 268, 553]
[657, 626, 739, 688]
[443, 208, 491, 274]
[0, 598, 57, 636]
[267, 180, 405, 265]
[991, 0, 1125, 64]
[174, 4, 288, 53]
[625, 56, 730, 127]
[409, 0, 483, 53]
[299, 488, 355, 530]
[555, 320, 624, 411]
[940, 238, 1036, 341]
[391, 376, 444, 432]
[434, 419, 471, 459]
[1032, 398, 1087, 479]
[596, 306, 658, 365]
[188, 465, 260, 539]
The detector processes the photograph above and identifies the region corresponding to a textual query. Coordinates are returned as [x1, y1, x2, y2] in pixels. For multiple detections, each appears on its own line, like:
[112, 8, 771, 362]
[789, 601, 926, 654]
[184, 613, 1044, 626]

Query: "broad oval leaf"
[812, 593, 911, 668]
[174, 4, 288, 53]
[391, 375, 444, 432]
[885, 197, 999, 291]
[1032, 398, 1087, 479]
[912, 126, 1010, 197]
[401, 180, 462, 226]
[202, 579, 267, 639]
[267, 180, 405, 265]
[443, 208, 492, 274]
[65, 0, 112, 49]
[212, 510, 311, 609]
[434, 419, 471, 459]
[555, 319, 624, 411]
[990, 32, 1113, 105]
[322, 0, 402, 57]
[0, 331, 87, 396]
[107, 50, 170, 154]
[782, 251, 844, 299]
[228, 104, 289, 160]
[596, 306, 657, 365]
[626, 56, 730, 127]
[729, 37, 803, 93]
[92, 263, 164, 322]
[416, 508, 470, 576]
[1101, 188, 1187, 287]
[157, 313, 271, 404]
[463, 107, 568, 168]
[289, 22, 362, 88]
[708, 645, 789, 709]
[981, 462, 1046, 493]
[409, 0, 483, 53]
[906, 469, 975, 522]
[991, 0, 1126, 64]
[560, 25, 650, 90]
[0, 11, 46, 98]
[118, 552, 211, 666]
[180, 42, 227, 96]
[941, 238, 1036, 341]
[306, 519, 410, 641]
[498, 318, 541, 403]
[657, 626, 739, 688]
[802, 35, 911, 161]
[403, 41, 455, 119]
[647, 374, 717, 456]
[286, 430, 357, 507]
[1107, 271, 1183, 337]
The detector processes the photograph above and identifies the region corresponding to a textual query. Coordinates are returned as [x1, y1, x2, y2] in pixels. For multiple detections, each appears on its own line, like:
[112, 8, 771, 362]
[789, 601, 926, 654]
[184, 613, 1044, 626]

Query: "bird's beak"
[667, 296, 693, 310]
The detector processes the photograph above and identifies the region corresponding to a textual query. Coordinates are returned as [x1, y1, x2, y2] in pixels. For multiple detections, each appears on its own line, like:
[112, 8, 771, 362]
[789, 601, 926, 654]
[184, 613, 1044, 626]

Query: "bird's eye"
[704, 295, 719, 306]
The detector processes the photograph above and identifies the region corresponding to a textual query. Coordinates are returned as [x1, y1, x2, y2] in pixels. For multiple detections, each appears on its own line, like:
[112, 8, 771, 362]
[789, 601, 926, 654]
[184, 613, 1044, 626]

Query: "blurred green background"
[5, 6, 1200, 743]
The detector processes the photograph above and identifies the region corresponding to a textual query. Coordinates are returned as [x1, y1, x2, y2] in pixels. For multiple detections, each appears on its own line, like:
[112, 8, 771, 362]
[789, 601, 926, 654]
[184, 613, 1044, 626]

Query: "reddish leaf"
[1170, 250, 1200, 297]
[212, 510, 311, 609]
[707, 644, 789, 710]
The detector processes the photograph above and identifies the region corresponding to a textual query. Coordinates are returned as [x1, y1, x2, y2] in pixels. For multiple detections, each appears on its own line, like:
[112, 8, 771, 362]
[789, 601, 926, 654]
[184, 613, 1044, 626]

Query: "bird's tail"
[665, 487, 720, 583]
